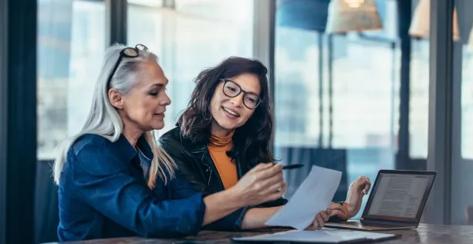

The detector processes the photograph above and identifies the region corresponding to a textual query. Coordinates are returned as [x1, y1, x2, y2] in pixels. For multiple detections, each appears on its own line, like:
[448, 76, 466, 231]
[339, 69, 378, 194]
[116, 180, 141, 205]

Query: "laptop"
[325, 170, 436, 231]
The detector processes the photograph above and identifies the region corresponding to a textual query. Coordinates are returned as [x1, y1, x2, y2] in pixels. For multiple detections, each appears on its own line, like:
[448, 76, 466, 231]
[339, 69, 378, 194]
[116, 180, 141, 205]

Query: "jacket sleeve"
[159, 130, 248, 230]
[70, 142, 205, 238]
[167, 171, 207, 199]
[166, 173, 248, 230]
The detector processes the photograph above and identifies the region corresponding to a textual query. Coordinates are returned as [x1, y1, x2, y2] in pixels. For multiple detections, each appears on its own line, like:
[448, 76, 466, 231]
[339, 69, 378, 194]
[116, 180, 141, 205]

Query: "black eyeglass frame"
[106, 44, 148, 88]
[220, 78, 261, 109]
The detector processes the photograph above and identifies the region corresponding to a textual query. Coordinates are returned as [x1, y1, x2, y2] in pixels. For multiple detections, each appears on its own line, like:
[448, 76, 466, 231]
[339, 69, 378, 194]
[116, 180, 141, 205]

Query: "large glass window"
[128, 0, 254, 134]
[408, 0, 431, 159]
[37, 0, 105, 159]
[461, 34, 473, 159]
[409, 38, 429, 159]
[274, 0, 400, 217]
[452, 0, 473, 225]
[330, 35, 399, 178]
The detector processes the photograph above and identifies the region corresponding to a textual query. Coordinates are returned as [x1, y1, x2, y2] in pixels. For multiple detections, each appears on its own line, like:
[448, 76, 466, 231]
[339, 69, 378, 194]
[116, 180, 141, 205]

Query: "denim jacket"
[57, 134, 205, 241]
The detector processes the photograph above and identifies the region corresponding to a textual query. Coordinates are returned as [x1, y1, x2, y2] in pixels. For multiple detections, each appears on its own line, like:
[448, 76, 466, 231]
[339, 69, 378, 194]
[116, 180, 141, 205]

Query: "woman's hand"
[229, 163, 286, 207]
[329, 176, 371, 220]
[306, 210, 330, 230]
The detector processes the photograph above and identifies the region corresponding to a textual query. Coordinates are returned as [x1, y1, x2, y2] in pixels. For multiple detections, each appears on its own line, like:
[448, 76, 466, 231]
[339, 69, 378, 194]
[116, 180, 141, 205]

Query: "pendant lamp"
[409, 0, 460, 41]
[326, 0, 382, 33]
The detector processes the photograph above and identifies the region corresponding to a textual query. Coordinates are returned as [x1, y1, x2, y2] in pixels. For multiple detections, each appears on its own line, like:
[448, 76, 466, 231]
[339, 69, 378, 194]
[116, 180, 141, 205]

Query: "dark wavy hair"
[178, 56, 274, 167]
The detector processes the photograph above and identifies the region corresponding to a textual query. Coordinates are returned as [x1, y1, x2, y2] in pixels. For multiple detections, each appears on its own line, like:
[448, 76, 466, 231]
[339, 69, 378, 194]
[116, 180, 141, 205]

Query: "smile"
[222, 107, 240, 118]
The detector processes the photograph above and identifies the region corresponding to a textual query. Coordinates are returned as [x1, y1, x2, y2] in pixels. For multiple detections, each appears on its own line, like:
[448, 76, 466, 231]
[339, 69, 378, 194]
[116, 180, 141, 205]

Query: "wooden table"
[63, 224, 473, 244]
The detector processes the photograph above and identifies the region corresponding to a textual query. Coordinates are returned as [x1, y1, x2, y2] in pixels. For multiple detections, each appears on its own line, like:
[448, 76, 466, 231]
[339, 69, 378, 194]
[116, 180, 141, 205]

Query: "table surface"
[62, 223, 473, 244]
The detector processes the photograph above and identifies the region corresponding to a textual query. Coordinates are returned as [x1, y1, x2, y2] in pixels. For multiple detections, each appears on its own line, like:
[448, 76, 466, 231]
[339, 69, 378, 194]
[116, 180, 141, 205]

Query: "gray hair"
[53, 44, 175, 188]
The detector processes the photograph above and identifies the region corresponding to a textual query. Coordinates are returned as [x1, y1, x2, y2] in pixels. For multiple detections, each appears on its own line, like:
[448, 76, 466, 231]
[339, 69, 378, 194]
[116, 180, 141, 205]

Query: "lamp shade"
[326, 0, 382, 33]
[409, 0, 460, 41]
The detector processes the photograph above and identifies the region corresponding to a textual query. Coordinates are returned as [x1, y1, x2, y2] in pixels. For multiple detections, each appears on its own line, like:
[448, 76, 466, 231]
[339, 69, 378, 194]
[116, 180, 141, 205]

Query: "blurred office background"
[2, 0, 473, 243]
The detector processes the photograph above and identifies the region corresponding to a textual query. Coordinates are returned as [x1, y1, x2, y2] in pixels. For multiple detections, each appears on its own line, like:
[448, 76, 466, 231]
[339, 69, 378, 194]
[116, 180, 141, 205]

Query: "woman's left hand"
[329, 176, 371, 220]
[306, 210, 330, 230]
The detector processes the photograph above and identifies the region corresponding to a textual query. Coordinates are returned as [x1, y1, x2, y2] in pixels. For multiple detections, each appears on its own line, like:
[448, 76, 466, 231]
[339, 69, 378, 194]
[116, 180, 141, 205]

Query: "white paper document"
[265, 165, 342, 230]
[233, 229, 396, 243]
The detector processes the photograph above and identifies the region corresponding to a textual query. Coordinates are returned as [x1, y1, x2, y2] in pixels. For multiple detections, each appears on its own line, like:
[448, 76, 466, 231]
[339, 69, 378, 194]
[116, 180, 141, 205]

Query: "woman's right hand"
[229, 163, 286, 207]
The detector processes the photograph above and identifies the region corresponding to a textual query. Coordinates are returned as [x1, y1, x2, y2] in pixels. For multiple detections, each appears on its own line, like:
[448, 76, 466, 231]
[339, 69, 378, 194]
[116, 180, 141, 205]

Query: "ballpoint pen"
[281, 163, 304, 170]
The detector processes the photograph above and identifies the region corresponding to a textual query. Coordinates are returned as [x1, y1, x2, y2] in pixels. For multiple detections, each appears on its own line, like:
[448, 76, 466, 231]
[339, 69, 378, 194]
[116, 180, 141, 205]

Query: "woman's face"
[115, 61, 171, 133]
[209, 73, 261, 136]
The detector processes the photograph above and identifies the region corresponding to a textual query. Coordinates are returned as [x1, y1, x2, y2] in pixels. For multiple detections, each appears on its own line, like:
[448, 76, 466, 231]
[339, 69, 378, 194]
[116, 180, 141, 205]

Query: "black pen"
[281, 164, 304, 170]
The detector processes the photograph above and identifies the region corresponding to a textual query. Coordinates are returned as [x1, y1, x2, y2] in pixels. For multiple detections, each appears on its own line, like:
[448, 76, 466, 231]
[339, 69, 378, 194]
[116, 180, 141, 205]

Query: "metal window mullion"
[396, 0, 412, 169]
[253, 0, 275, 99]
[2, 0, 37, 243]
[318, 33, 324, 147]
[106, 0, 127, 45]
[425, 0, 454, 224]
[0, 0, 8, 242]
[253, 0, 276, 150]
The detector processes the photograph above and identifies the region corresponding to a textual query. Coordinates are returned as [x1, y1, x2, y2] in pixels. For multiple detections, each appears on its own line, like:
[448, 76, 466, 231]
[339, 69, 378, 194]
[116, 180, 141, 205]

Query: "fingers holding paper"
[327, 202, 350, 220]
[306, 210, 330, 230]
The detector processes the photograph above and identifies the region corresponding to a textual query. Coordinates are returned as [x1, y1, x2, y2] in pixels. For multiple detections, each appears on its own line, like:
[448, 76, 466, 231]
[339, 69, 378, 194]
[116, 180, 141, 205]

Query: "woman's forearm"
[202, 188, 245, 225]
[240, 206, 281, 229]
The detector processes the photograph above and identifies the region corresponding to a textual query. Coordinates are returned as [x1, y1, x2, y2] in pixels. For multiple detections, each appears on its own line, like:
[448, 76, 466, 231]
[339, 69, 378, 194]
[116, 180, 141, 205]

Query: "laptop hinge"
[361, 219, 416, 226]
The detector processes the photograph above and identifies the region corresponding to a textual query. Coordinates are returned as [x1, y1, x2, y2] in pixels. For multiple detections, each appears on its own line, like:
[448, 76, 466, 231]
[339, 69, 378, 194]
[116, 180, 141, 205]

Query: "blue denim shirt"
[57, 134, 206, 241]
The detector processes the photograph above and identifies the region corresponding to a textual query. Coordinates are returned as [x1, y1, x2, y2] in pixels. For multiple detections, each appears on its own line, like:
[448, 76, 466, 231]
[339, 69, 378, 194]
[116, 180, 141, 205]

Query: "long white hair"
[53, 44, 175, 188]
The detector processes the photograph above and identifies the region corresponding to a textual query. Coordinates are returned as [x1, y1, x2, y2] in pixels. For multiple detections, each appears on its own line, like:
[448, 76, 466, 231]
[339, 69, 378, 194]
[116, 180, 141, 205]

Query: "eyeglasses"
[221, 79, 261, 109]
[107, 44, 148, 88]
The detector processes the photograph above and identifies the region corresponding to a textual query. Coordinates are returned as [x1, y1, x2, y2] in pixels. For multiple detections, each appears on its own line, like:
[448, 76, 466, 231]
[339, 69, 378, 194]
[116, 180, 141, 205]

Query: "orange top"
[208, 133, 238, 189]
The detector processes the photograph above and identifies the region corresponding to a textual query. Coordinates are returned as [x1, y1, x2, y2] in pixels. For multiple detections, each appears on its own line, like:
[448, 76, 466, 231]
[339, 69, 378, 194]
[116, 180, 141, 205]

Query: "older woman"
[53, 45, 287, 241]
[160, 57, 371, 230]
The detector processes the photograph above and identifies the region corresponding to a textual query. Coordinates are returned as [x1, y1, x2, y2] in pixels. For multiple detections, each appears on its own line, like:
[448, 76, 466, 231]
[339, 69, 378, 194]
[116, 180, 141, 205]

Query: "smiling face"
[209, 73, 261, 137]
[111, 60, 171, 135]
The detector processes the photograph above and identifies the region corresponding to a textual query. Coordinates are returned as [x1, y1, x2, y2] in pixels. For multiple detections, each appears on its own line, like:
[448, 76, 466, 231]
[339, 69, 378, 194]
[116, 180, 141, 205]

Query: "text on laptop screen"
[367, 173, 433, 218]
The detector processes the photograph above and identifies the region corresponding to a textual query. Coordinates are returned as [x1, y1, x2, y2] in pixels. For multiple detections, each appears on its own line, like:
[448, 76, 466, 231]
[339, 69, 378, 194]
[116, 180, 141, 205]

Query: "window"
[410, 39, 429, 159]
[128, 0, 254, 134]
[452, 0, 473, 224]
[37, 0, 105, 159]
[274, 0, 400, 217]
[461, 38, 473, 159]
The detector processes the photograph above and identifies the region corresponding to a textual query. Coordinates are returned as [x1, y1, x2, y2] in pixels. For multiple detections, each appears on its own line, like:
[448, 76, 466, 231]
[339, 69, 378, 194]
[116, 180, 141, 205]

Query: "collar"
[208, 131, 234, 150]
[114, 134, 153, 165]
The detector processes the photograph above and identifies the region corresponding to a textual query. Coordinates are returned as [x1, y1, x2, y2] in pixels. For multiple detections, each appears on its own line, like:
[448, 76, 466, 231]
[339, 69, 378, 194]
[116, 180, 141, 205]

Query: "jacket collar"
[178, 130, 209, 154]
[115, 134, 153, 166]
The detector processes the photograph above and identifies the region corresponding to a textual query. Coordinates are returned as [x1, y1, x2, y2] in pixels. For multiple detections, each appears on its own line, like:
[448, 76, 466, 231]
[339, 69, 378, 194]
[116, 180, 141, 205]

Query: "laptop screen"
[362, 170, 436, 223]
